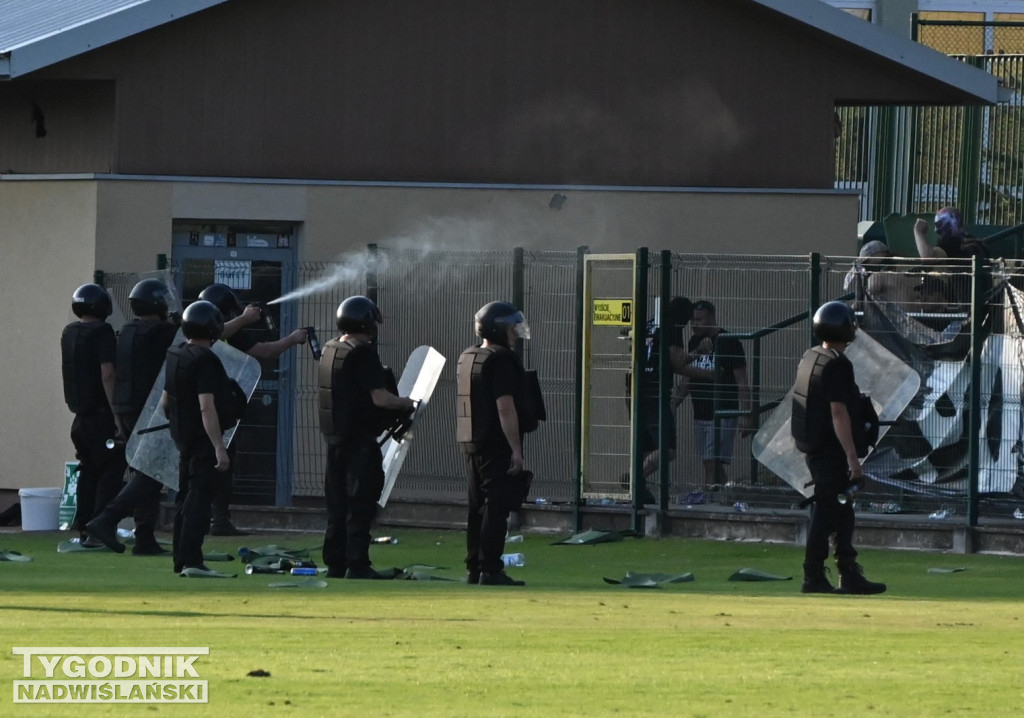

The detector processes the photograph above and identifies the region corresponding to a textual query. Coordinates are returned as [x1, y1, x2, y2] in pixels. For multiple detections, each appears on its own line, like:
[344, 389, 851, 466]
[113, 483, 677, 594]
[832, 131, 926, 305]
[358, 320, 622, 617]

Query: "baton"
[137, 423, 170, 435]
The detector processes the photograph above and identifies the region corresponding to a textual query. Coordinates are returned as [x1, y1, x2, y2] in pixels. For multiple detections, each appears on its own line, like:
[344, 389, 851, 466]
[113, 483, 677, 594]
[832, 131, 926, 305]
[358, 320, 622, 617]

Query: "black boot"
[85, 518, 126, 553]
[801, 563, 835, 594]
[836, 562, 886, 595]
[479, 571, 525, 586]
[132, 531, 169, 556]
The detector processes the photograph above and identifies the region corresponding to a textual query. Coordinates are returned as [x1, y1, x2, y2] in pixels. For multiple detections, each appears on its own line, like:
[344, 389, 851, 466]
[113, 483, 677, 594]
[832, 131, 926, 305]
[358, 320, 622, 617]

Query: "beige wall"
[0, 176, 859, 491]
[0, 180, 98, 490]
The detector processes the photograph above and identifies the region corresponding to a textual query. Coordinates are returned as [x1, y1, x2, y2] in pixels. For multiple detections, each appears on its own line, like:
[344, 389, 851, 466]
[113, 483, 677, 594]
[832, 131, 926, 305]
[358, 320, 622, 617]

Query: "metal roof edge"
[750, 0, 1000, 104]
[0, 172, 863, 196]
[1, 0, 230, 80]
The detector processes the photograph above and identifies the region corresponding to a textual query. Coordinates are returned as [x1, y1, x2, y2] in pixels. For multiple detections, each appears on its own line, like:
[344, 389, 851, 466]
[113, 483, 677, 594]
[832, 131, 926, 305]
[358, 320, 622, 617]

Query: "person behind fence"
[161, 300, 234, 576]
[318, 295, 414, 579]
[627, 296, 692, 502]
[679, 300, 752, 493]
[61, 283, 125, 546]
[913, 207, 990, 306]
[791, 301, 886, 595]
[86, 279, 180, 555]
[457, 301, 544, 587]
[197, 283, 308, 536]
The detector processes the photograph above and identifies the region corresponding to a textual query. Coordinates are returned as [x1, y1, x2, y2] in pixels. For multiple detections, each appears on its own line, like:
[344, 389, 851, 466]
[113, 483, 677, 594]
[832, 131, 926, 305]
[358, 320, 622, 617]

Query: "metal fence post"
[631, 248, 649, 534]
[967, 254, 984, 528]
[809, 252, 821, 343]
[573, 246, 588, 532]
[513, 247, 525, 361]
[657, 250, 672, 514]
[366, 243, 379, 305]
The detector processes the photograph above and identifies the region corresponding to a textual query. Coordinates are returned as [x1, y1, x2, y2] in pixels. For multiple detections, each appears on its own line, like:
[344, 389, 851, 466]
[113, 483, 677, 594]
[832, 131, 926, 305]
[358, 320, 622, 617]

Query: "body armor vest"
[792, 347, 878, 456]
[319, 338, 360, 444]
[61, 321, 112, 414]
[164, 343, 203, 449]
[456, 345, 545, 449]
[112, 320, 173, 415]
[791, 347, 836, 454]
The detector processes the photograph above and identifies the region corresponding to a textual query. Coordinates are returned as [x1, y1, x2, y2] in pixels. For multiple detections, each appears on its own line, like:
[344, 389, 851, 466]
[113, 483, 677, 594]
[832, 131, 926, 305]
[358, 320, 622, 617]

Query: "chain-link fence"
[100, 249, 1024, 526]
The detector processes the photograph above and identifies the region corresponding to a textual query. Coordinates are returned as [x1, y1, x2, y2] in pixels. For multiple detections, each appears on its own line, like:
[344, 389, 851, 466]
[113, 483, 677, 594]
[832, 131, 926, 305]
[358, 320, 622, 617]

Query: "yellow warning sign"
[593, 299, 632, 326]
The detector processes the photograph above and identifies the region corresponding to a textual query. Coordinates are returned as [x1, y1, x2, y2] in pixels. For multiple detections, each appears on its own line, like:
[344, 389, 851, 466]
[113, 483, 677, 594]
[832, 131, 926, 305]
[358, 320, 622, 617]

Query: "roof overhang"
[0, 0, 229, 80]
[750, 0, 1004, 105]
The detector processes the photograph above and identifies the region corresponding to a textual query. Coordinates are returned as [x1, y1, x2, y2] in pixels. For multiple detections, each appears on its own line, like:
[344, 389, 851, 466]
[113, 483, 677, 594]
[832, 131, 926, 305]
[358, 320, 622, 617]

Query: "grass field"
[2, 528, 1022, 717]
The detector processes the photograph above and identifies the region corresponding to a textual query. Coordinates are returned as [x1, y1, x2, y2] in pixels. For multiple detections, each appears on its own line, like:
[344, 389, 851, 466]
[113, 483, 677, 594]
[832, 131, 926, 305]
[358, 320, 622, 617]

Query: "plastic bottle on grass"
[505, 534, 524, 543]
[501, 553, 525, 568]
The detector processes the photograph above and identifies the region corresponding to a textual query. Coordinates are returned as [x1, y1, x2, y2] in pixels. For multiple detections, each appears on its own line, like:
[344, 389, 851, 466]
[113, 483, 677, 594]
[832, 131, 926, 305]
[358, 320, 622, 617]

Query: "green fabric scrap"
[0, 550, 33, 562]
[56, 540, 109, 553]
[555, 530, 624, 546]
[927, 567, 968, 574]
[402, 572, 457, 581]
[267, 578, 329, 589]
[203, 551, 235, 562]
[728, 568, 793, 582]
[603, 571, 695, 588]
[180, 567, 237, 578]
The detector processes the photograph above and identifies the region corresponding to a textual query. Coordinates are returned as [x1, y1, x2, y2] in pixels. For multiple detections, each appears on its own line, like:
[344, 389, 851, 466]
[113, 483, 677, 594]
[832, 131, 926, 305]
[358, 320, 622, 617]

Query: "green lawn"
[2, 529, 1022, 717]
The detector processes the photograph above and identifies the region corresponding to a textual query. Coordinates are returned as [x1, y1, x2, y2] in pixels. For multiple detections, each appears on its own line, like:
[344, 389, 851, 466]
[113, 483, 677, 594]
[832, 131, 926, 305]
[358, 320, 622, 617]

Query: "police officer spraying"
[161, 301, 234, 576]
[318, 296, 414, 579]
[61, 284, 125, 544]
[791, 301, 886, 595]
[86, 279, 179, 555]
[457, 302, 543, 587]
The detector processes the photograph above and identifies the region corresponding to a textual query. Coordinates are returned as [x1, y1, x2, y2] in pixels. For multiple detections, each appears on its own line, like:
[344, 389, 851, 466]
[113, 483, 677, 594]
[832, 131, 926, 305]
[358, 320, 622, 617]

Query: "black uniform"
[318, 337, 393, 577]
[793, 347, 861, 570]
[164, 342, 230, 570]
[90, 319, 178, 548]
[61, 319, 124, 530]
[457, 345, 533, 578]
[208, 329, 260, 527]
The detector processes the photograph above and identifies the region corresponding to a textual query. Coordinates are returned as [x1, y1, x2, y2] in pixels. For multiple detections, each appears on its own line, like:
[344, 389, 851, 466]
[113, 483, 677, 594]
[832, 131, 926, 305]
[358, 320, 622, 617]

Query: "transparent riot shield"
[751, 330, 921, 498]
[378, 345, 446, 507]
[124, 332, 261, 490]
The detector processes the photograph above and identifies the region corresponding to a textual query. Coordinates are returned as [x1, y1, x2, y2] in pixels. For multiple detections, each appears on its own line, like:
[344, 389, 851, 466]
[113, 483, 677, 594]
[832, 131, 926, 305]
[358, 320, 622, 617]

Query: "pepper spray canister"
[305, 326, 322, 360]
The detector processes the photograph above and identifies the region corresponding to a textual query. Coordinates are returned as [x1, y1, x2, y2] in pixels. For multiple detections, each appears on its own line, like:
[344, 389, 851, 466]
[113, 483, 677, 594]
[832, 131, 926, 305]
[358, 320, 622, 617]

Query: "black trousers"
[322, 440, 384, 573]
[465, 444, 521, 575]
[210, 444, 237, 522]
[94, 412, 163, 538]
[173, 452, 219, 569]
[804, 451, 857, 567]
[70, 408, 125, 530]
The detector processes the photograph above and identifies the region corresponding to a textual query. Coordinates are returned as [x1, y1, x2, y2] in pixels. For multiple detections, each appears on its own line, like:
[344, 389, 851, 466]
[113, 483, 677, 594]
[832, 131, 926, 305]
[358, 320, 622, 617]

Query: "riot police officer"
[160, 301, 232, 575]
[86, 279, 179, 555]
[197, 283, 307, 536]
[318, 296, 414, 579]
[457, 301, 543, 586]
[61, 283, 124, 543]
[792, 301, 886, 595]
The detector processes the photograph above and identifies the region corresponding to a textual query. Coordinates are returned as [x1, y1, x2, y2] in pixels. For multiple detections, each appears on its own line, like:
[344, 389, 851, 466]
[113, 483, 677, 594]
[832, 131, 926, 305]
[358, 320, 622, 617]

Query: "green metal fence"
[100, 248, 1024, 532]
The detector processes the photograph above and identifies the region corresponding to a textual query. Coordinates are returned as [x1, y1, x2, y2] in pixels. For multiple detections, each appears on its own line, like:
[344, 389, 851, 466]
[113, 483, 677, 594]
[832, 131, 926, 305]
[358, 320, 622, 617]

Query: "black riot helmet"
[71, 283, 112, 319]
[181, 300, 224, 341]
[128, 278, 170, 319]
[336, 295, 382, 335]
[812, 301, 857, 344]
[474, 301, 530, 347]
[198, 283, 242, 320]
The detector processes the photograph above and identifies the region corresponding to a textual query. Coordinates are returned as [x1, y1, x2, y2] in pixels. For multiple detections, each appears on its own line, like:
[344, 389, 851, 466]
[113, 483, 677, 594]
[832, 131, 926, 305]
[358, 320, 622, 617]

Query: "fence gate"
[579, 253, 638, 503]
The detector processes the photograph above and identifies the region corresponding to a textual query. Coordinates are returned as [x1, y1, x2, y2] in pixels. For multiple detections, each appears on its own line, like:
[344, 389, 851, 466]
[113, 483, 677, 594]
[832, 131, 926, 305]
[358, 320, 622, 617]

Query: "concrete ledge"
[154, 498, 1024, 555]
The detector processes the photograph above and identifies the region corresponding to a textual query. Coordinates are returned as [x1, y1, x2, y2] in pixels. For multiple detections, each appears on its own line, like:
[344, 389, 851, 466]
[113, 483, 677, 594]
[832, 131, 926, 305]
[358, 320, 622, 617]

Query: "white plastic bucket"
[18, 488, 63, 531]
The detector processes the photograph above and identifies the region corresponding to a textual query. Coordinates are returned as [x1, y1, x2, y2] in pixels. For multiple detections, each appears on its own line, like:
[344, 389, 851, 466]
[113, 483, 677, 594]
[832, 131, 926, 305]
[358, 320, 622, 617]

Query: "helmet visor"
[493, 310, 530, 340]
